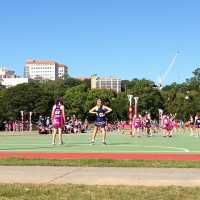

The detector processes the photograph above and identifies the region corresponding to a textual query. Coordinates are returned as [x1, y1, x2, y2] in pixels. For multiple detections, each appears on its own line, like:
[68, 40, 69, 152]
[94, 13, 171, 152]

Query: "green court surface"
[0, 130, 199, 154]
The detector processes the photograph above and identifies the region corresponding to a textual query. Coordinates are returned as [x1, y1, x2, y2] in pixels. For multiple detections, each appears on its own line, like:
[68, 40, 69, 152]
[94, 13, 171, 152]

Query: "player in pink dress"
[168, 113, 177, 137]
[51, 97, 66, 145]
[132, 114, 142, 137]
[162, 113, 169, 137]
[121, 119, 126, 134]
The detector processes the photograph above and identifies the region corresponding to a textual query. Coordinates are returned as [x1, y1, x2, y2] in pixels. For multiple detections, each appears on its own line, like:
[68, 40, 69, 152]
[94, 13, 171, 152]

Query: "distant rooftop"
[74, 77, 90, 81]
[26, 60, 57, 65]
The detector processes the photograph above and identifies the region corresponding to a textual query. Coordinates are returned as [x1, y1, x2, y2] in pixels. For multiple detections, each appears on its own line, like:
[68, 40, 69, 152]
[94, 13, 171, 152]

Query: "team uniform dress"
[162, 115, 169, 130]
[121, 120, 125, 130]
[134, 115, 142, 129]
[144, 115, 153, 136]
[169, 115, 174, 131]
[52, 104, 64, 127]
[195, 116, 200, 129]
[133, 115, 142, 137]
[94, 106, 106, 127]
[189, 117, 194, 128]
[144, 116, 151, 129]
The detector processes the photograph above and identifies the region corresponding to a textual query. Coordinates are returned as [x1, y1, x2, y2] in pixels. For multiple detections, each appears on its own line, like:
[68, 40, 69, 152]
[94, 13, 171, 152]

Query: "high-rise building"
[24, 60, 68, 80]
[91, 74, 121, 93]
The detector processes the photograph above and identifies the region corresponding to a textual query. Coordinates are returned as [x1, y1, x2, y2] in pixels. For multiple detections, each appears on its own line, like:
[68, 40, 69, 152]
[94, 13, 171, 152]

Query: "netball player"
[89, 98, 112, 145]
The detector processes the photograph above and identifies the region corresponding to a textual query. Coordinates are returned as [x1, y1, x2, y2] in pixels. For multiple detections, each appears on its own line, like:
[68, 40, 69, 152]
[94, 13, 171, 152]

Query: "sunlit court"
[0, 130, 199, 155]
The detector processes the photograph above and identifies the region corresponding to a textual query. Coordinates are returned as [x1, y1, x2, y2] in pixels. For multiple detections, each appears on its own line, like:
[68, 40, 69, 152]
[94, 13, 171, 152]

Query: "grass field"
[0, 184, 199, 200]
[0, 130, 199, 154]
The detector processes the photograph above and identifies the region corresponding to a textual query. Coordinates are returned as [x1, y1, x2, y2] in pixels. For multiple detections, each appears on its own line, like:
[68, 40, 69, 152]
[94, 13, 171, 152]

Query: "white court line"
[130, 145, 189, 152]
[0, 143, 190, 153]
[0, 149, 194, 153]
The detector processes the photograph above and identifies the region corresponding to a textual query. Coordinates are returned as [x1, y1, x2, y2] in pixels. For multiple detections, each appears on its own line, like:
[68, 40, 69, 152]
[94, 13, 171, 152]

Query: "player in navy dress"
[89, 98, 112, 145]
[195, 112, 200, 137]
[189, 114, 194, 136]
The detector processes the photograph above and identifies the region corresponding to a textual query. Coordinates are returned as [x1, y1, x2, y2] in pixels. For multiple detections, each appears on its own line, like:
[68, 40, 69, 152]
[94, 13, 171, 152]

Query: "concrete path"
[0, 166, 200, 186]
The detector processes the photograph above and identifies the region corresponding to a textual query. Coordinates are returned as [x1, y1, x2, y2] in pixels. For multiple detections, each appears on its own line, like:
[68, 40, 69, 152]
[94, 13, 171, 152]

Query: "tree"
[62, 84, 115, 121]
[62, 84, 89, 119]
[192, 68, 200, 83]
[185, 68, 200, 91]
[129, 79, 164, 119]
[0, 83, 53, 121]
[110, 92, 129, 121]
[0, 68, 199, 124]
[39, 79, 66, 99]
[63, 77, 83, 88]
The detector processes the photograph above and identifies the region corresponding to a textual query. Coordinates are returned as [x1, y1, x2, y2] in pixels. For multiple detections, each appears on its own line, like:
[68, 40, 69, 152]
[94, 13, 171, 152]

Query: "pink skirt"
[52, 117, 63, 127]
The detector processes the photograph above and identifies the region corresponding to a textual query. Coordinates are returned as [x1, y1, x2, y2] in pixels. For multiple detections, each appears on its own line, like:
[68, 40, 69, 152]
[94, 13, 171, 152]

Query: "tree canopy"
[0, 68, 199, 123]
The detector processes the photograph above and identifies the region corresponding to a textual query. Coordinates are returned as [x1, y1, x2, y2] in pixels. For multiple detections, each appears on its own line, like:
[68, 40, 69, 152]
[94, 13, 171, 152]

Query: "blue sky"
[0, 0, 199, 86]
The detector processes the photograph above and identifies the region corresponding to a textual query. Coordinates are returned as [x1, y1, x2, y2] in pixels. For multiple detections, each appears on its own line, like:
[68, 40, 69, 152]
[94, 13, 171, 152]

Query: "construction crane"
[157, 51, 180, 89]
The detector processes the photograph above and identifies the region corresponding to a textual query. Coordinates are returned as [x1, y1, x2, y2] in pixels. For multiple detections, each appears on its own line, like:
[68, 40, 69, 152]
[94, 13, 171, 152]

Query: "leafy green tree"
[63, 77, 83, 88]
[110, 92, 129, 121]
[39, 79, 66, 99]
[192, 68, 200, 83]
[121, 80, 130, 92]
[161, 67, 200, 120]
[82, 78, 91, 88]
[0, 83, 53, 122]
[185, 68, 200, 91]
[62, 84, 89, 119]
[62, 84, 115, 121]
[1, 67, 199, 124]
[129, 79, 164, 119]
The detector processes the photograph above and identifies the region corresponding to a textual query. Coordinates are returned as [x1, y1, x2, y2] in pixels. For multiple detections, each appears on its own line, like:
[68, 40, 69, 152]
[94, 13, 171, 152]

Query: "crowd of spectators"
[38, 115, 119, 134]
[3, 113, 197, 135]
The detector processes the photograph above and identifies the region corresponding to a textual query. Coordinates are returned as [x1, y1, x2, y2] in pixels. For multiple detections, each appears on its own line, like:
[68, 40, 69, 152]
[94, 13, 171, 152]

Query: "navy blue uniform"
[94, 106, 106, 127]
[189, 117, 194, 127]
[196, 116, 200, 128]
[145, 116, 151, 128]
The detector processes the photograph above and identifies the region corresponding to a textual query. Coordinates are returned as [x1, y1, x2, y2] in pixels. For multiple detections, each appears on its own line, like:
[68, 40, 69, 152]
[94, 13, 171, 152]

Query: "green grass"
[0, 158, 200, 168]
[0, 184, 199, 200]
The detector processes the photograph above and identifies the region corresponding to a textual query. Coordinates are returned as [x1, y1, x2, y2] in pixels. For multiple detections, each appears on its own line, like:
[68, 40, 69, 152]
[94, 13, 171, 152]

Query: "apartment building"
[91, 74, 121, 93]
[58, 64, 68, 79]
[0, 67, 17, 79]
[2, 77, 34, 88]
[0, 67, 34, 88]
[24, 60, 68, 80]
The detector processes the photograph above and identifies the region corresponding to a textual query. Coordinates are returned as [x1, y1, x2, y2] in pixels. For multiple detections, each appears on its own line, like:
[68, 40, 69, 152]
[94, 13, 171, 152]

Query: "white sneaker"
[52, 141, 55, 145]
[59, 141, 65, 145]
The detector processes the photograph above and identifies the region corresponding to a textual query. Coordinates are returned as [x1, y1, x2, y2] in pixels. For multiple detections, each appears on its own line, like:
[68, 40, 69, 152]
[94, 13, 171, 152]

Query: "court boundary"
[0, 131, 199, 161]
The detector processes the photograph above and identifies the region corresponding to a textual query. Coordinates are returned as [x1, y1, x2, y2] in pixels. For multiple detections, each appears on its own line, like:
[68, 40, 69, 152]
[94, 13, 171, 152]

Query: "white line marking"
[0, 150, 197, 153]
[131, 145, 189, 152]
[0, 143, 190, 153]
